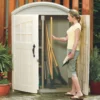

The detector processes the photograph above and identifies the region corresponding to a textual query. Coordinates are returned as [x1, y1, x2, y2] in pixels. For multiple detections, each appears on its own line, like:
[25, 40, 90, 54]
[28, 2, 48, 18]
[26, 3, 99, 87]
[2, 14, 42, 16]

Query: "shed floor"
[39, 85, 71, 93]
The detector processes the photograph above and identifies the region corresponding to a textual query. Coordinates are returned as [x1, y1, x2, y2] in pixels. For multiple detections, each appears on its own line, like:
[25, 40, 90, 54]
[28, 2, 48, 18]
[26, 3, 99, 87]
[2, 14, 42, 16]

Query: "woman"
[52, 9, 83, 99]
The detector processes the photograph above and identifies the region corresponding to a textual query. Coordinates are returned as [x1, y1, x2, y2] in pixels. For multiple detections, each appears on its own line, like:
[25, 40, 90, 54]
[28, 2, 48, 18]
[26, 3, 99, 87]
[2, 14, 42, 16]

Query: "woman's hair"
[69, 9, 81, 23]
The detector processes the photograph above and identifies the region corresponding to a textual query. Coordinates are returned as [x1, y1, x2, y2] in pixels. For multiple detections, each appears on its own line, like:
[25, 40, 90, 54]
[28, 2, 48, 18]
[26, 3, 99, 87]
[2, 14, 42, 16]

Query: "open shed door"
[12, 15, 39, 93]
[77, 15, 90, 95]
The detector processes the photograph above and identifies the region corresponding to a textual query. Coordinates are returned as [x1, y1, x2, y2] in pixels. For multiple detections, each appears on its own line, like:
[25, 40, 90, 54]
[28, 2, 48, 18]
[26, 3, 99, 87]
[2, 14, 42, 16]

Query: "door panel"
[12, 15, 39, 93]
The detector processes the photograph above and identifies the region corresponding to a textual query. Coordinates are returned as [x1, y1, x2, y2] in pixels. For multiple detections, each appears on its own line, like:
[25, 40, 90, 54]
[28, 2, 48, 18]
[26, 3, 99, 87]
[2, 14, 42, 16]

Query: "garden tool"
[50, 17, 53, 79]
[46, 25, 56, 88]
[46, 24, 53, 80]
[46, 25, 67, 85]
[62, 53, 70, 67]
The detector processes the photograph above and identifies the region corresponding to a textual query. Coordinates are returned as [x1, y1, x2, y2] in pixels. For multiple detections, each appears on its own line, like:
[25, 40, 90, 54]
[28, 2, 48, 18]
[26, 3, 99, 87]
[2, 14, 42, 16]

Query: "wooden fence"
[0, 0, 93, 49]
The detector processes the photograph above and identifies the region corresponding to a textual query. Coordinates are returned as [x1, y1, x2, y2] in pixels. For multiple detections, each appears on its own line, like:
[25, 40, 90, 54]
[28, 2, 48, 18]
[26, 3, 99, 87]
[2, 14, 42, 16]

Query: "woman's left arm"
[69, 28, 81, 58]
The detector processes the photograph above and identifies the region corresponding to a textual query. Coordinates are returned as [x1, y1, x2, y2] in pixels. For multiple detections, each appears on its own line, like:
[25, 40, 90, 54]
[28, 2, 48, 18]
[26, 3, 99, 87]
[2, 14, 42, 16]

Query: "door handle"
[32, 44, 35, 57]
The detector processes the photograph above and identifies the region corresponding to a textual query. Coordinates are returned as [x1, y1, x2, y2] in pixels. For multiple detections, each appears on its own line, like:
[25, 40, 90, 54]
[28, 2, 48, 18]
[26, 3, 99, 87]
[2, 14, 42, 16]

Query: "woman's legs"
[66, 50, 83, 96]
[69, 78, 76, 94]
[65, 76, 76, 95]
[72, 75, 83, 96]
[65, 75, 76, 95]
[65, 82, 76, 95]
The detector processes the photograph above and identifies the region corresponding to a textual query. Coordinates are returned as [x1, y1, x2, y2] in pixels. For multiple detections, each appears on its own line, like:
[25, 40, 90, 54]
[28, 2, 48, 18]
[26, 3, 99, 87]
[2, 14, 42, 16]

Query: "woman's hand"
[52, 35, 57, 40]
[63, 52, 74, 66]
[68, 52, 75, 59]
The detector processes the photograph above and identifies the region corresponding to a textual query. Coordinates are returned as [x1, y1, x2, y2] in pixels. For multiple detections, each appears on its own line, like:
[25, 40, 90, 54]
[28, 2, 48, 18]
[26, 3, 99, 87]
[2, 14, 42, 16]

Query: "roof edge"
[12, 2, 70, 15]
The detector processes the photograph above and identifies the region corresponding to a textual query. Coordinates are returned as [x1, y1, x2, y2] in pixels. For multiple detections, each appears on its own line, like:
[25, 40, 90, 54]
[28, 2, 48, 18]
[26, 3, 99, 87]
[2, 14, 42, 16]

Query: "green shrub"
[90, 47, 100, 82]
[0, 43, 12, 84]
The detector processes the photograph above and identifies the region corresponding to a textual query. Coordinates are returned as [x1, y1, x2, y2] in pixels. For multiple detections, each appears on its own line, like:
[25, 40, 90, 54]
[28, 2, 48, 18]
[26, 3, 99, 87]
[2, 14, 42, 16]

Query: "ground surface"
[0, 91, 100, 100]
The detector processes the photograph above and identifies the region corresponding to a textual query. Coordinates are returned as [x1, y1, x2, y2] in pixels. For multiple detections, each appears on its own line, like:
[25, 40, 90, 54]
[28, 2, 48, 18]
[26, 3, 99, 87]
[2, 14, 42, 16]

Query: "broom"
[46, 24, 55, 88]
[46, 24, 67, 85]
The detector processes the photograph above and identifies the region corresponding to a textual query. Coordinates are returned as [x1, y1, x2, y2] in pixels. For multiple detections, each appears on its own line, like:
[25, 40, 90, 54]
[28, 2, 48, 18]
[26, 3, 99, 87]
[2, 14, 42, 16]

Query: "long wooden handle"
[46, 25, 53, 79]
[50, 17, 58, 67]
[50, 17, 53, 46]
[50, 17, 53, 79]
[46, 25, 58, 67]
[48, 37, 58, 67]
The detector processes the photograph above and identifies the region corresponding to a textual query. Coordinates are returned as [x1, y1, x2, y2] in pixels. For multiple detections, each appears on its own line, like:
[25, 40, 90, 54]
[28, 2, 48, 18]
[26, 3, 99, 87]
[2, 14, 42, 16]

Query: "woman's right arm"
[52, 35, 68, 42]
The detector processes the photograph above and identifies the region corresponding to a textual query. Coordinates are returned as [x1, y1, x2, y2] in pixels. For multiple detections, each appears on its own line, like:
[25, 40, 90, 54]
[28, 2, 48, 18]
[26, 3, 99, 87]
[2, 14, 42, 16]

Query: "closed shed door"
[12, 15, 39, 93]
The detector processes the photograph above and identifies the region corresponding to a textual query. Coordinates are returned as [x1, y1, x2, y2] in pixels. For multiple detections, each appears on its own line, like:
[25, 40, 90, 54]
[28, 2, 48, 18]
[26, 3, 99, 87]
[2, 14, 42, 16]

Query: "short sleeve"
[74, 23, 81, 31]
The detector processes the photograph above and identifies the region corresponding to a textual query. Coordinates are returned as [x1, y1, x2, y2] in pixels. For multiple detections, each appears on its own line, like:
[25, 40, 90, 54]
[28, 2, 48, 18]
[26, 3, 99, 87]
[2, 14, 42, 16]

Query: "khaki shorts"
[67, 49, 79, 76]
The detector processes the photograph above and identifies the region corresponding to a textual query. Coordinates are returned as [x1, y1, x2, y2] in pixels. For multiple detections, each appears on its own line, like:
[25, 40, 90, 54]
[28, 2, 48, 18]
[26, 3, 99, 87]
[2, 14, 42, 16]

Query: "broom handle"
[48, 36, 58, 67]
[50, 17, 58, 67]
[46, 26, 51, 78]
[50, 17, 53, 79]
[50, 17, 53, 46]
[46, 25, 53, 79]
[46, 25, 58, 67]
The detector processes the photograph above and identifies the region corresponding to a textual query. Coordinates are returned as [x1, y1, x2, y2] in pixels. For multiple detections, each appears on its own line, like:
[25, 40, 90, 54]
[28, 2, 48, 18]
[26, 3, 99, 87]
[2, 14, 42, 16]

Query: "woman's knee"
[72, 72, 77, 77]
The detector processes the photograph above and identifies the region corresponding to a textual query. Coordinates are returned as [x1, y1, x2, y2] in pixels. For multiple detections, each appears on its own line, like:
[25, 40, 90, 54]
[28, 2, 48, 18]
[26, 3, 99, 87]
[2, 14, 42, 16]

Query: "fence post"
[37, 0, 42, 1]
[63, 0, 69, 8]
[55, 0, 60, 4]
[18, 0, 25, 6]
[72, 0, 79, 11]
[0, 0, 6, 44]
[28, 0, 33, 3]
[82, 0, 93, 50]
[8, 0, 16, 47]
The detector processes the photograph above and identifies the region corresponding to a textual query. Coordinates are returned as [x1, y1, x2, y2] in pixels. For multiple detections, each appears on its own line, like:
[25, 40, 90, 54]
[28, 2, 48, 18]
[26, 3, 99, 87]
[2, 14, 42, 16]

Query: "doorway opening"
[38, 15, 72, 92]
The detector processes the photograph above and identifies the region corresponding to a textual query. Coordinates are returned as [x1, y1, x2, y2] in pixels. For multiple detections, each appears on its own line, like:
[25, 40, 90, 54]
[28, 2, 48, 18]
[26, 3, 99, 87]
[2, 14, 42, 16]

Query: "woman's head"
[68, 9, 81, 23]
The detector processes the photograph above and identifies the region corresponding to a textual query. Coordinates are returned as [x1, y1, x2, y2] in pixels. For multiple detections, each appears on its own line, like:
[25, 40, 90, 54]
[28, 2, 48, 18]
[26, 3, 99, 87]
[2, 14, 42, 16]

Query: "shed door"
[77, 15, 90, 95]
[12, 15, 39, 93]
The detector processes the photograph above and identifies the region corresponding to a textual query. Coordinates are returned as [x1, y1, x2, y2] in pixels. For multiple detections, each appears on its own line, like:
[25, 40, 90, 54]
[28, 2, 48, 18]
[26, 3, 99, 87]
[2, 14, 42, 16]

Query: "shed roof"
[12, 2, 70, 15]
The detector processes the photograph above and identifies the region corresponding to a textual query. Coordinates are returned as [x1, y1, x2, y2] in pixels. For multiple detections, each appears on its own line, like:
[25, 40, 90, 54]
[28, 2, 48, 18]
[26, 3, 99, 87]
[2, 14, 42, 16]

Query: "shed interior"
[38, 15, 72, 92]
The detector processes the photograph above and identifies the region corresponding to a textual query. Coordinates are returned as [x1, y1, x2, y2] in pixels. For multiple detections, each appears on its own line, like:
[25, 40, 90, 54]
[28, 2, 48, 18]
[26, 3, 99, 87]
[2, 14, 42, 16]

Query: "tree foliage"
[94, 0, 100, 45]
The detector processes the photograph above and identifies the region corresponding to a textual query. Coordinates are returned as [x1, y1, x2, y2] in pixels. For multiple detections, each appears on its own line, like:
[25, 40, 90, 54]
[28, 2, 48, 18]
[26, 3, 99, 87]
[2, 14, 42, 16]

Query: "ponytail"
[77, 15, 81, 23]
